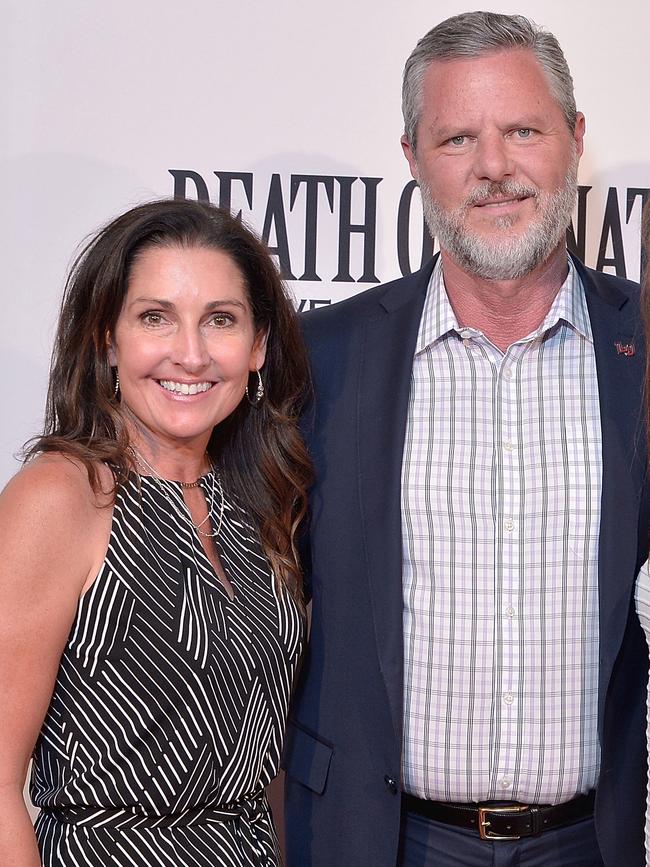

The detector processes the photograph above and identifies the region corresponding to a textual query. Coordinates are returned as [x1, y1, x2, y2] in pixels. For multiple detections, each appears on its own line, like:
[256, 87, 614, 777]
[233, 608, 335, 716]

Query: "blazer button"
[384, 775, 398, 794]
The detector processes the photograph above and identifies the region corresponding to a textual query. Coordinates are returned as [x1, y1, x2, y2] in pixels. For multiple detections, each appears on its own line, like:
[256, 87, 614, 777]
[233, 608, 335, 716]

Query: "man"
[283, 12, 648, 866]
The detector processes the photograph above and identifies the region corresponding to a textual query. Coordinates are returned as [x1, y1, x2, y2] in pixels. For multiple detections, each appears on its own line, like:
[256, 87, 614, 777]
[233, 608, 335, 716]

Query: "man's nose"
[472, 133, 514, 182]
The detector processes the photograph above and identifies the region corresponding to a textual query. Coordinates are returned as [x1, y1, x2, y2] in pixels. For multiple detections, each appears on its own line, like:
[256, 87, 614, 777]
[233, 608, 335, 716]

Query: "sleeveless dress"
[635, 560, 650, 865]
[31, 471, 304, 867]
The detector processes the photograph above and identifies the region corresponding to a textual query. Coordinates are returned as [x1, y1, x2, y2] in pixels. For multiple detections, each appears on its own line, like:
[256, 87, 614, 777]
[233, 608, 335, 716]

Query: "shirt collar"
[538, 256, 592, 343]
[416, 259, 458, 354]
[416, 256, 592, 356]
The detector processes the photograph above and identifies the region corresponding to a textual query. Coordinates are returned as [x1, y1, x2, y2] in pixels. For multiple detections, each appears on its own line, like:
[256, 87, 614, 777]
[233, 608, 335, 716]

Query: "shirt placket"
[491, 342, 526, 798]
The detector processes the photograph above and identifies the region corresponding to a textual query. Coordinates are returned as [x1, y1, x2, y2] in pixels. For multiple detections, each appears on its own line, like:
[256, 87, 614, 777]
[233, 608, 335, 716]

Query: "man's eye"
[516, 128, 532, 139]
[449, 135, 467, 146]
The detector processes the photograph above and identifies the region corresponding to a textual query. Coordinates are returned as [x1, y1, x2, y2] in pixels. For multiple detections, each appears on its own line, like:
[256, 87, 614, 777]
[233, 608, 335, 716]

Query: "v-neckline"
[139, 472, 237, 604]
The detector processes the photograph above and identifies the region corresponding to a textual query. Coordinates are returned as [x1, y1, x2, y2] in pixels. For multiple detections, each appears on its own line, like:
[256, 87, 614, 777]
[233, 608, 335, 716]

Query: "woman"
[0, 199, 312, 866]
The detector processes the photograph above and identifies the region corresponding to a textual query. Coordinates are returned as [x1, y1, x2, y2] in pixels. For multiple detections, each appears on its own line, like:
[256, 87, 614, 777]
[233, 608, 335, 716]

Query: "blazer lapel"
[356, 261, 434, 742]
[576, 258, 647, 730]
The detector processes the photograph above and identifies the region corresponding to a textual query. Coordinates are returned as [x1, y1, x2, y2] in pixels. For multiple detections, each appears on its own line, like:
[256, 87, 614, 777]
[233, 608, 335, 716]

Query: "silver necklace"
[130, 447, 225, 539]
[133, 449, 208, 488]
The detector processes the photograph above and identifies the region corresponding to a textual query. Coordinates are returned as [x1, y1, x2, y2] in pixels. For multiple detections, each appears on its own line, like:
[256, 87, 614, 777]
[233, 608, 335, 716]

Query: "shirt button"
[503, 692, 515, 705]
[503, 441, 515, 452]
[504, 517, 515, 532]
[505, 605, 516, 618]
[499, 776, 512, 789]
[459, 329, 473, 340]
[504, 368, 513, 380]
[384, 775, 398, 794]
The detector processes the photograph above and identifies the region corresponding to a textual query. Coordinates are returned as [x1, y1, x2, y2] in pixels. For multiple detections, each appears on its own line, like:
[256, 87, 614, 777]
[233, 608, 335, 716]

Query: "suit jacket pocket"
[282, 720, 333, 795]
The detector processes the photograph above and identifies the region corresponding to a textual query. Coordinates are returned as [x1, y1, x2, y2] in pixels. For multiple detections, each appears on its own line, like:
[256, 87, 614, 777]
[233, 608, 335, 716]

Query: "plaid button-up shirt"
[401, 257, 602, 803]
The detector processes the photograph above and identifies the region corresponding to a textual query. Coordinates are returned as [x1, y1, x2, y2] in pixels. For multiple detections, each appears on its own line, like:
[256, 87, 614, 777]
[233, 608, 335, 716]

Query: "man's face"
[401, 49, 585, 280]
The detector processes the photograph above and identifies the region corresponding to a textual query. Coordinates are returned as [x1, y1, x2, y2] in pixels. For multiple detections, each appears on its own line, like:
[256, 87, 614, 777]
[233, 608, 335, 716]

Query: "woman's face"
[108, 244, 266, 455]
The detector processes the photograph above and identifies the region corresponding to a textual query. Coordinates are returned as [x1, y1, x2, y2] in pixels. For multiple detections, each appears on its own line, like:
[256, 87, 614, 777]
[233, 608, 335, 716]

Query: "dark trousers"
[397, 808, 604, 867]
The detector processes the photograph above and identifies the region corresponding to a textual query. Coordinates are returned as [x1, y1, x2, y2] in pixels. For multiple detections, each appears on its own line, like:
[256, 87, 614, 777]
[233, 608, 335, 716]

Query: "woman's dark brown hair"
[26, 198, 312, 602]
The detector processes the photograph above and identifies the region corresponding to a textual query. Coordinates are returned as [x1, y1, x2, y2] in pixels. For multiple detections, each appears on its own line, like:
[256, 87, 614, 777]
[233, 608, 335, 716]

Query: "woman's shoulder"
[0, 453, 116, 597]
[1, 453, 114, 528]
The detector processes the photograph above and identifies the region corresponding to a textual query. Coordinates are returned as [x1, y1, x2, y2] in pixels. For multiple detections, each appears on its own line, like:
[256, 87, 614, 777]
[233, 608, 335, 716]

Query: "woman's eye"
[209, 313, 233, 327]
[141, 311, 165, 326]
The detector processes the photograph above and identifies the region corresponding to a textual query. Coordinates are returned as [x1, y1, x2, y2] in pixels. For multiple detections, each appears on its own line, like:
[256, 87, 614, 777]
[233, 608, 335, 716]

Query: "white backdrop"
[4, 0, 650, 841]
[3, 0, 650, 485]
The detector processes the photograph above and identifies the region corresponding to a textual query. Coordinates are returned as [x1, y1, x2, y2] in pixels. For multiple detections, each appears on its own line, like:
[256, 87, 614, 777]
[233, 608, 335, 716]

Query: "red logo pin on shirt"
[615, 341, 635, 357]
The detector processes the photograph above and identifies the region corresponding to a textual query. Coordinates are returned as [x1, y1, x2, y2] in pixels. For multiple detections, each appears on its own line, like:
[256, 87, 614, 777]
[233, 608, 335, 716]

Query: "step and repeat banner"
[3, 0, 649, 484]
[0, 0, 650, 482]
[4, 0, 650, 840]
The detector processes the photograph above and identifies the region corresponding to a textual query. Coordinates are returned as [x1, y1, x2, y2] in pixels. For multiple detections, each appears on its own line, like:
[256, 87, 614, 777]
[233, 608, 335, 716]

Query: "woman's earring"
[245, 369, 265, 405]
[113, 369, 120, 399]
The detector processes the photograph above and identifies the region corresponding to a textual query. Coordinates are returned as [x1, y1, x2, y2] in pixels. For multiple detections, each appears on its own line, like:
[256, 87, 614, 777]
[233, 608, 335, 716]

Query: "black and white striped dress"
[31, 471, 304, 866]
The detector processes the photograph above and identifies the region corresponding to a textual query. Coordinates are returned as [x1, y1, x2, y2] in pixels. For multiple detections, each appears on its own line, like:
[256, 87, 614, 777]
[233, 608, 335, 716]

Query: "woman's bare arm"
[0, 457, 112, 866]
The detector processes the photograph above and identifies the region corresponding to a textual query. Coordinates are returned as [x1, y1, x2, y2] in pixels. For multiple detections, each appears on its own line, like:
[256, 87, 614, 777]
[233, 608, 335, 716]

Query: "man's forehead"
[422, 48, 544, 86]
[419, 49, 562, 119]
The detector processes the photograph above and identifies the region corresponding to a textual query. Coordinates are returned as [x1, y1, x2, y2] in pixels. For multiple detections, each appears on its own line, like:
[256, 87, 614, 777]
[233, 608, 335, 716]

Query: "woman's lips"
[157, 379, 215, 396]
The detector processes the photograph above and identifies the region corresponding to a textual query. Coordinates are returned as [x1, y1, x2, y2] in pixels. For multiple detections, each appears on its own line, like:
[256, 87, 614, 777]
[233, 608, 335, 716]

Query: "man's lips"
[473, 195, 529, 208]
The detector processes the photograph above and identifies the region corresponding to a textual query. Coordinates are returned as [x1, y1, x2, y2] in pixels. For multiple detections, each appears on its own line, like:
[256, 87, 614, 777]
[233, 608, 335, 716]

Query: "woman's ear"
[250, 327, 269, 371]
[107, 333, 117, 366]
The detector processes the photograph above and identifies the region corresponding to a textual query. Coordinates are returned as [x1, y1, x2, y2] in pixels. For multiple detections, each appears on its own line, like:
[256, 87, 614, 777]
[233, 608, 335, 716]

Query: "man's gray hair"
[402, 11, 577, 152]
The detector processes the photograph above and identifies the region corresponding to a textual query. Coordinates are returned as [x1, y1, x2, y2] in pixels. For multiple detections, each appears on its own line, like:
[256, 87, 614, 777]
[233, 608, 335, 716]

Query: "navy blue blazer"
[283, 255, 649, 867]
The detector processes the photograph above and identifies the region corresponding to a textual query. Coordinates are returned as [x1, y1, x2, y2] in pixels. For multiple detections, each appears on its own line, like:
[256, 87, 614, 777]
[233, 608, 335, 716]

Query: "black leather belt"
[402, 791, 595, 840]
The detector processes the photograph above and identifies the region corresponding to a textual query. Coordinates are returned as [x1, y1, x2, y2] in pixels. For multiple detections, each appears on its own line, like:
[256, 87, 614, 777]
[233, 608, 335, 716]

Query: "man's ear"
[573, 111, 586, 159]
[401, 134, 419, 183]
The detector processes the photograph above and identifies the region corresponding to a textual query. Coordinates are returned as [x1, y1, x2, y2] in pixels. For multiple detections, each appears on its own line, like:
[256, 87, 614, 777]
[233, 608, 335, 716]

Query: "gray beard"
[419, 159, 578, 281]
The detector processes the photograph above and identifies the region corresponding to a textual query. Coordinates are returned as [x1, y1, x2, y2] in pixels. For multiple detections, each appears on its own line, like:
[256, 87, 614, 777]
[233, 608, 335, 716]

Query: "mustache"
[464, 180, 539, 207]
